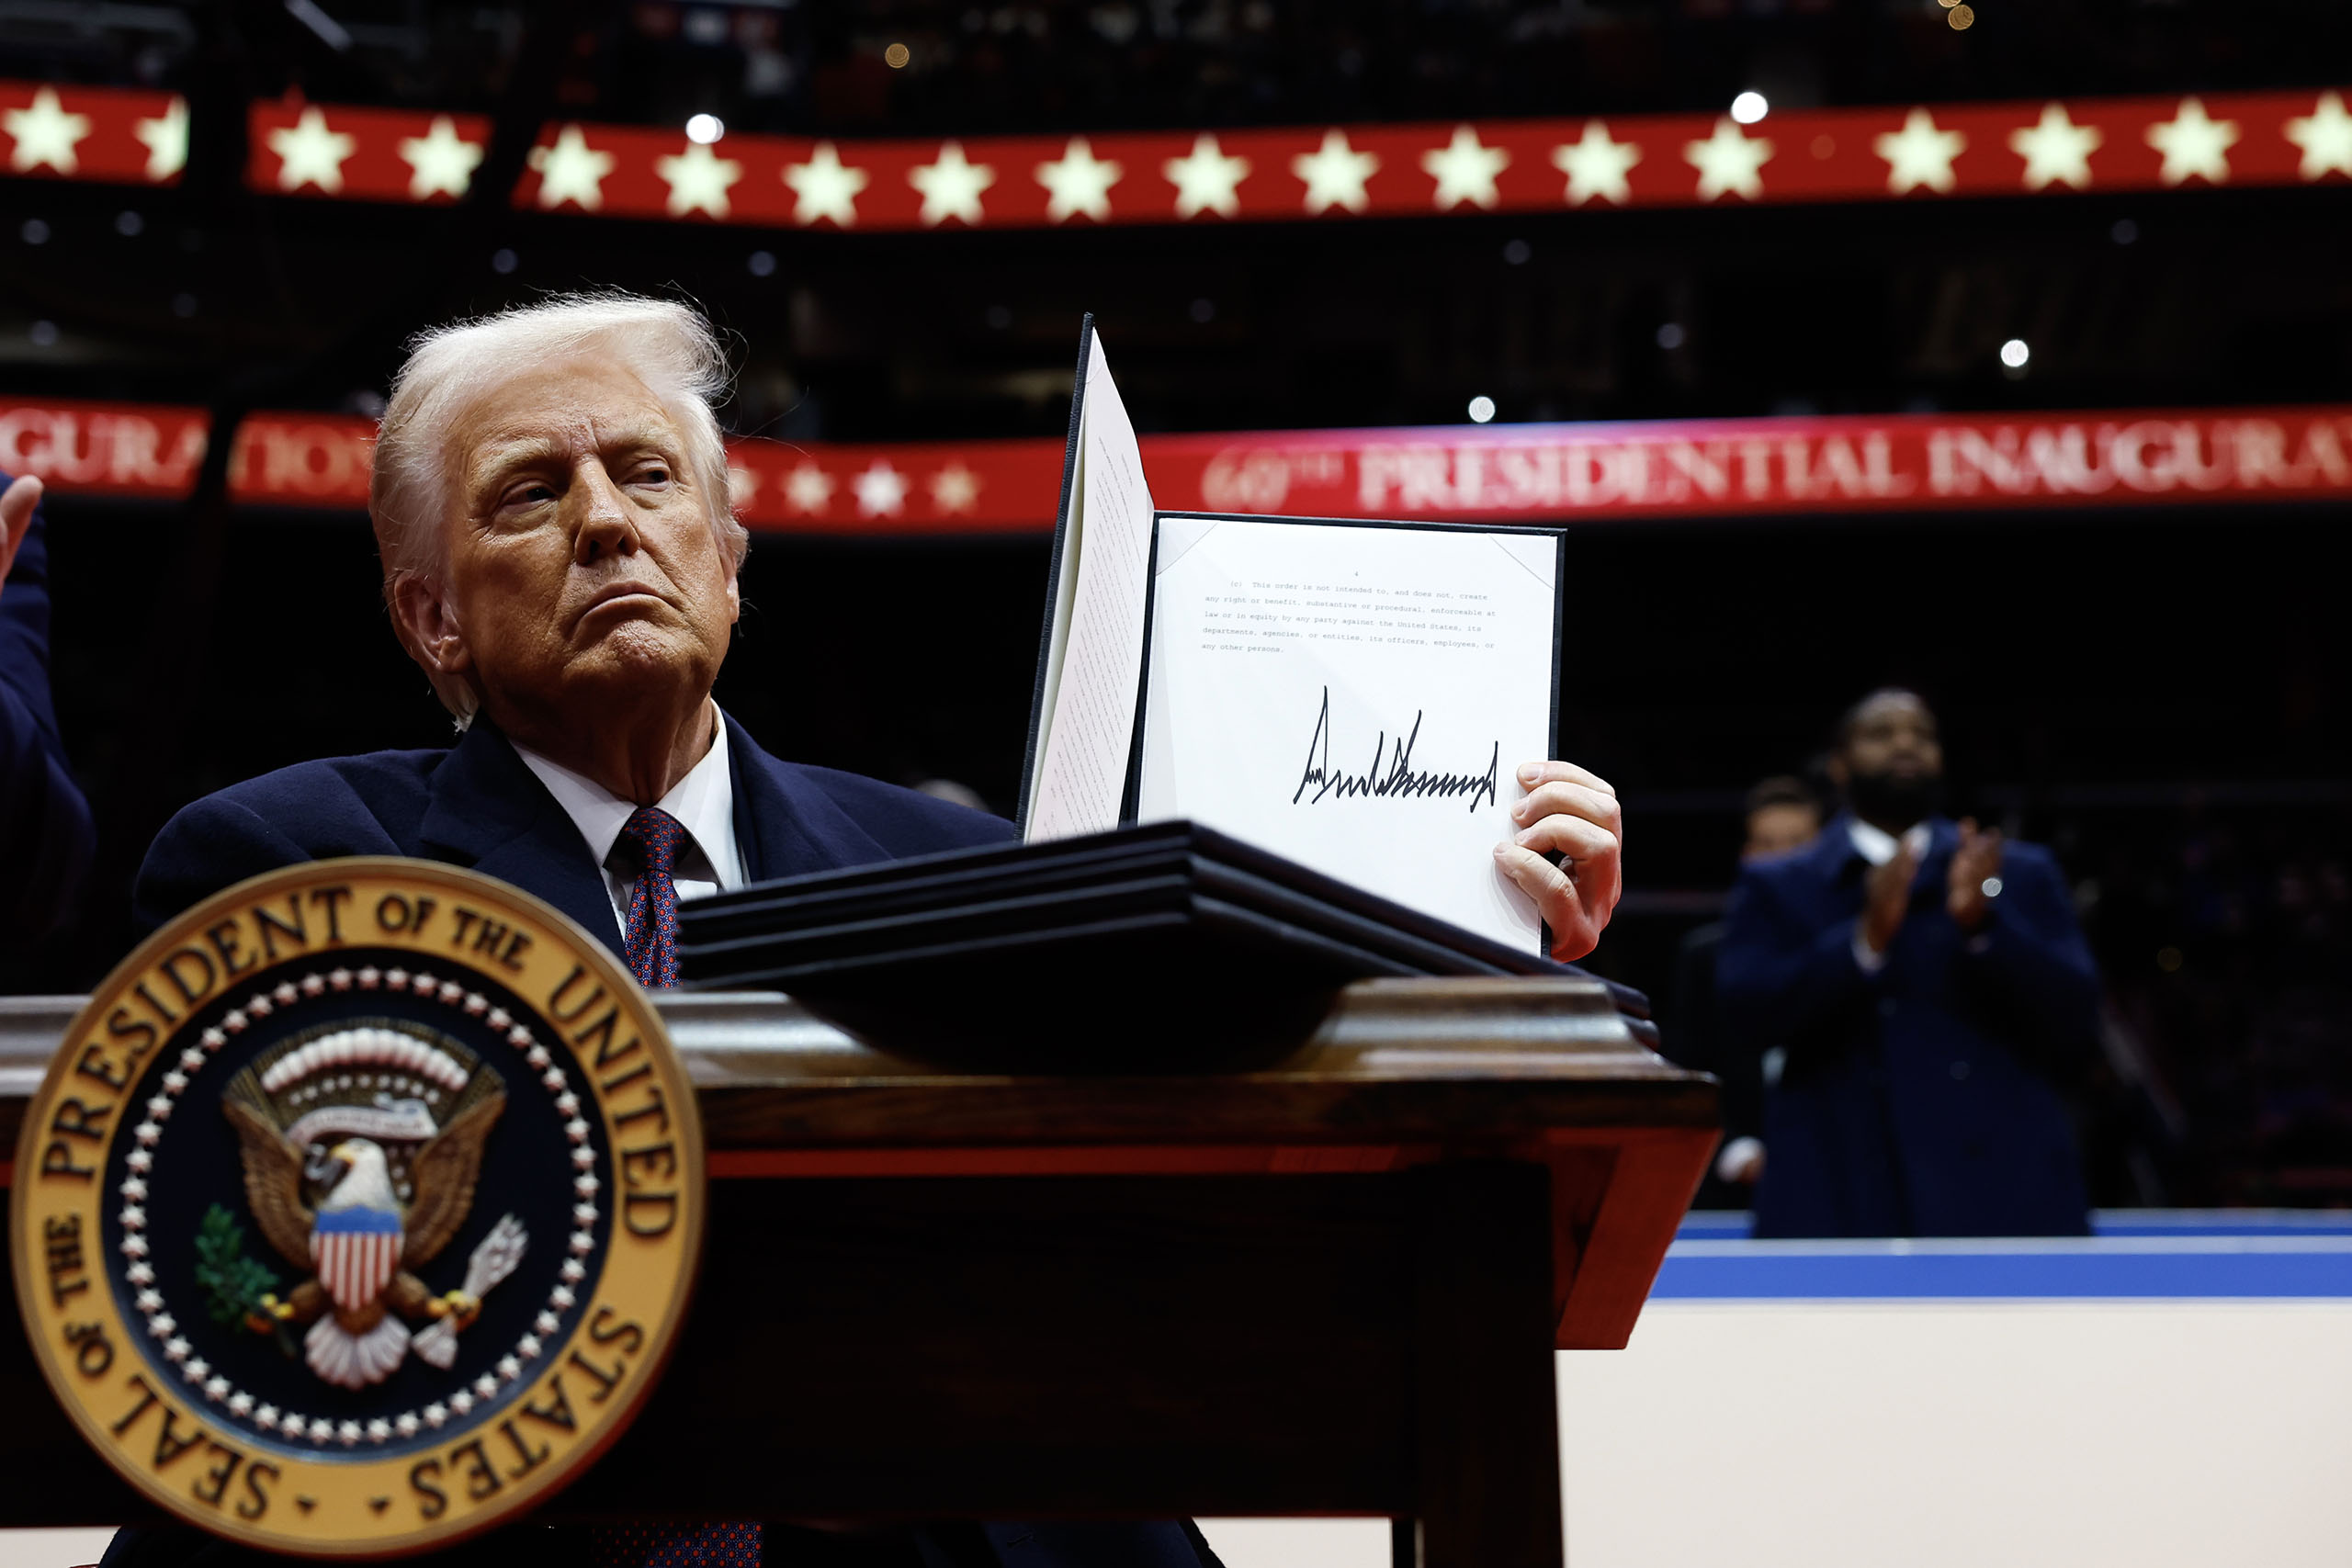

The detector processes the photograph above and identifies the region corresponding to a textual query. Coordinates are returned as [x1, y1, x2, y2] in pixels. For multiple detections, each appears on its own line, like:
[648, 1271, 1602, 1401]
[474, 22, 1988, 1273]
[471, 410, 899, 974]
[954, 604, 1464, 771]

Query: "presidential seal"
[10, 859, 704, 1557]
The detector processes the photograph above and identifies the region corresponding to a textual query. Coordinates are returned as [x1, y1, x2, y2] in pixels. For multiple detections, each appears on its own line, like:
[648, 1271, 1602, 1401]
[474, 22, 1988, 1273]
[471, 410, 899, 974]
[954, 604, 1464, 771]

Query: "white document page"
[1025, 333, 1158, 841]
[1138, 518, 1560, 951]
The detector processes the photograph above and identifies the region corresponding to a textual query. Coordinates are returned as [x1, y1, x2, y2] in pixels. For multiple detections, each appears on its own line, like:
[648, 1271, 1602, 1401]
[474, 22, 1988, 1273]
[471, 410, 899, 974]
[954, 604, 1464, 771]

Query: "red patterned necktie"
[603, 817, 732, 1562]
[590, 1521, 763, 1566]
[619, 805, 686, 988]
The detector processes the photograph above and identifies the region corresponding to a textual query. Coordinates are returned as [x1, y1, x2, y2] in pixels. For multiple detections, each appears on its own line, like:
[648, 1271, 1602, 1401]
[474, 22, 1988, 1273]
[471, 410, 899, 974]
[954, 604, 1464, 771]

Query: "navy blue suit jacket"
[1717, 814, 2098, 1238]
[129, 715, 1223, 1568]
[135, 712, 1016, 945]
[1, 471, 95, 946]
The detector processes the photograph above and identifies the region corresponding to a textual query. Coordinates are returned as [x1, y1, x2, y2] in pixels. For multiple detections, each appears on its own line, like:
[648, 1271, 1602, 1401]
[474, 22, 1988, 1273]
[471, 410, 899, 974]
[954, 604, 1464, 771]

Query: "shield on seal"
[310, 1204, 404, 1314]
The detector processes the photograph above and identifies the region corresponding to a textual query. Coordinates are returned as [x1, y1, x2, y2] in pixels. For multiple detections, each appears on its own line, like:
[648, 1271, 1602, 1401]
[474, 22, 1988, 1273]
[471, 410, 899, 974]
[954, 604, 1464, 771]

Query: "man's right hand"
[1860, 841, 1918, 957]
[0, 474, 41, 592]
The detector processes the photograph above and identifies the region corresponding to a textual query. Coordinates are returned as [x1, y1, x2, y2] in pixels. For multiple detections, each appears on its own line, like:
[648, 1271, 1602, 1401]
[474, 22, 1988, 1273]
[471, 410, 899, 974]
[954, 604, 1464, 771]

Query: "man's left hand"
[1947, 817, 2007, 932]
[1496, 761, 1623, 962]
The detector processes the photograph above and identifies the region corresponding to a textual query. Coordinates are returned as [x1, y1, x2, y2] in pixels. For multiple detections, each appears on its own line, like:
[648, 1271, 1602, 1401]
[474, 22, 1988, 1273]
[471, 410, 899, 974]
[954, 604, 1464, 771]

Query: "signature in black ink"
[1291, 686, 1500, 814]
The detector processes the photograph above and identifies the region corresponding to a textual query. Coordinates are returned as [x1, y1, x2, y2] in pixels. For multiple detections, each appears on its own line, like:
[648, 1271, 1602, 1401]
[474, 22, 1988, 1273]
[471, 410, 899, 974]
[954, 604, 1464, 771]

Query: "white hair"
[368, 291, 751, 724]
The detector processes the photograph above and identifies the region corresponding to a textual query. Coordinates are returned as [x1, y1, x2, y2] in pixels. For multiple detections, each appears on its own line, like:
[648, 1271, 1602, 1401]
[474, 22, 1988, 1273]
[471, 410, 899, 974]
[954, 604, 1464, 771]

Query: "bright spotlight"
[1467, 395, 1497, 424]
[1731, 91, 1769, 125]
[1999, 338, 2030, 369]
[685, 113, 725, 145]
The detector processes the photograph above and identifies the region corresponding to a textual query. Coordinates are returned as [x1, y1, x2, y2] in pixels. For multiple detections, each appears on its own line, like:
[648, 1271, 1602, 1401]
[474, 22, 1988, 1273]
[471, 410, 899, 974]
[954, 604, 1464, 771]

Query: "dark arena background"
[5, 5, 2349, 1207]
[13, 6, 2352, 1568]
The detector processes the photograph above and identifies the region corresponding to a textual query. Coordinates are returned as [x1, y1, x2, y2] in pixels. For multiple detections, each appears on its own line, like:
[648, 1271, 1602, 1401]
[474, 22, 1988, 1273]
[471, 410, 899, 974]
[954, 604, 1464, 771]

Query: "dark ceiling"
[7, 0, 2346, 132]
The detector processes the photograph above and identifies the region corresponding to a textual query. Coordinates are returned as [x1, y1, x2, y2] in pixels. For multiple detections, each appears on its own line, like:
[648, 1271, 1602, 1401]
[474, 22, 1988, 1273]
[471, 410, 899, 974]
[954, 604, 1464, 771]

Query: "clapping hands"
[1946, 818, 2006, 932]
[1859, 817, 2007, 958]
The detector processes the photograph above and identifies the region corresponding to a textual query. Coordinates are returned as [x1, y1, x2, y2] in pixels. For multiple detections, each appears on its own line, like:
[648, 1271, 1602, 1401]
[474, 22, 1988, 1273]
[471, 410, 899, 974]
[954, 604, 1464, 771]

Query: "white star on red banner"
[1422, 125, 1509, 209]
[931, 464, 981, 513]
[1035, 136, 1121, 222]
[1552, 121, 1641, 207]
[854, 461, 910, 517]
[1165, 133, 1250, 218]
[133, 95, 187, 182]
[656, 140, 742, 219]
[400, 116, 481, 200]
[1685, 117, 1772, 201]
[6, 86, 91, 174]
[268, 107, 356, 193]
[1874, 108, 1966, 194]
[910, 141, 993, 226]
[784, 141, 868, 226]
[2146, 97, 2239, 186]
[785, 462, 836, 515]
[2284, 92, 2352, 181]
[2008, 104, 2101, 190]
[1293, 129, 1379, 214]
[531, 125, 615, 210]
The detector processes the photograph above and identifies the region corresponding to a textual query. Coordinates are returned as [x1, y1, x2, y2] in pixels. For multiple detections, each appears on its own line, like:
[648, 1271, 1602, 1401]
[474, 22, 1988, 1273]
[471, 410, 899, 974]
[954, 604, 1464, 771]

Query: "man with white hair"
[122, 291, 1627, 1567]
[135, 295, 1018, 962]
[136, 290, 1625, 976]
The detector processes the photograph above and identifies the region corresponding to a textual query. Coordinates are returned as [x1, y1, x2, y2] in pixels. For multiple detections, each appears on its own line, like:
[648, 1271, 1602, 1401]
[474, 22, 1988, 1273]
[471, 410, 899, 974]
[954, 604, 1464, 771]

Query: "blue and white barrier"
[1204, 1211, 2352, 1568]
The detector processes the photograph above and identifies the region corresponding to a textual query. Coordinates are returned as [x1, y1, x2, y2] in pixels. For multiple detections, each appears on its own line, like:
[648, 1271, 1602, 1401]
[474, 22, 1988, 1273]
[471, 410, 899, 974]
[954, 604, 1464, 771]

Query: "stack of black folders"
[676, 819, 1655, 1070]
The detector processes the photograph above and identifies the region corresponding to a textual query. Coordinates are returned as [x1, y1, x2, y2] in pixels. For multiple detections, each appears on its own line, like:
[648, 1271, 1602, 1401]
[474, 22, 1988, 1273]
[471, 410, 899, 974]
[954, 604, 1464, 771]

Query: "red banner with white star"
[6, 81, 2351, 224]
[7, 398, 2349, 528]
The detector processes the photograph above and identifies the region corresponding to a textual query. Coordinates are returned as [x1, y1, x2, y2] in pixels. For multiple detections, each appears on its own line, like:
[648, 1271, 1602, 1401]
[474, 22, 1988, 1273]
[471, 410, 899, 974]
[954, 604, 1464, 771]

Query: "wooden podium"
[0, 978, 1714, 1568]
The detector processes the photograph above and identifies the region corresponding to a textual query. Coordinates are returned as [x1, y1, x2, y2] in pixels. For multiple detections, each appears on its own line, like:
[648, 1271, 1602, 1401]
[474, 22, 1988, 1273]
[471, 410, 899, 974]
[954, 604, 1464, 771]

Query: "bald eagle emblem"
[221, 1022, 523, 1389]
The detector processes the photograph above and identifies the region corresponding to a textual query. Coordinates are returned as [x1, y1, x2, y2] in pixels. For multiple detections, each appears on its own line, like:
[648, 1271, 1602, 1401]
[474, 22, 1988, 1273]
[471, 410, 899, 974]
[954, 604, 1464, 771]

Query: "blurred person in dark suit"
[1717, 690, 2099, 1237]
[1668, 776, 1822, 1206]
[1, 471, 96, 964]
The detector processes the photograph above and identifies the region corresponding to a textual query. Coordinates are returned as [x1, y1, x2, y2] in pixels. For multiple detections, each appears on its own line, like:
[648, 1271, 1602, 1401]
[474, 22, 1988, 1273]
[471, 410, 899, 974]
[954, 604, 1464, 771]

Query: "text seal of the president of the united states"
[11, 858, 705, 1557]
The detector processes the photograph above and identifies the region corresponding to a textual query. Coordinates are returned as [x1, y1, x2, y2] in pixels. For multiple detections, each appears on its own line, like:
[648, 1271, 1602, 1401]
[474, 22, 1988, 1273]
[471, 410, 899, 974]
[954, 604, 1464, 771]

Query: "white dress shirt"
[1847, 818, 1928, 871]
[513, 707, 747, 942]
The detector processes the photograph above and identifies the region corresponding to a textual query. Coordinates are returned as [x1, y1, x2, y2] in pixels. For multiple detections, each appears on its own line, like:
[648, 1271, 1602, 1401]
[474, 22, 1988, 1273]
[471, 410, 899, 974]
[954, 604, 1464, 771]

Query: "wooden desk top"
[2, 978, 1715, 1347]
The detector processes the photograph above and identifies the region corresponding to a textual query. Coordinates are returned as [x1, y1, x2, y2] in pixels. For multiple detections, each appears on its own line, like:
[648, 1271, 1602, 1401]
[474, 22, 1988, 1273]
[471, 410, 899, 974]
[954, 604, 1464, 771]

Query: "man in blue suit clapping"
[1718, 689, 2098, 1238]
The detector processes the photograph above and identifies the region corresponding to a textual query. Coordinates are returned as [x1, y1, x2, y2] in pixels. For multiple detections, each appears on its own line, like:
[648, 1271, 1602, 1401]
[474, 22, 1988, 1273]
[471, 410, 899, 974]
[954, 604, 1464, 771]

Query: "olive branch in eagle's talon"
[193, 1203, 299, 1357]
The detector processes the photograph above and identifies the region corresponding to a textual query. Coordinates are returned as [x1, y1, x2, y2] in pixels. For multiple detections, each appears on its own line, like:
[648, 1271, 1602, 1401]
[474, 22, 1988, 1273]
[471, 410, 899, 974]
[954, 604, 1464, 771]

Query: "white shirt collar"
[1848, 818, 1932, 867]
[513, 705, 744, 892]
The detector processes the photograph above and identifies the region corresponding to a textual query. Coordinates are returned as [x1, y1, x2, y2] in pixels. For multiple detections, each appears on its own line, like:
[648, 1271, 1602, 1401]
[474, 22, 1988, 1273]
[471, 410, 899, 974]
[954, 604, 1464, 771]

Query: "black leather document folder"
[678, 820, 1654, 1070]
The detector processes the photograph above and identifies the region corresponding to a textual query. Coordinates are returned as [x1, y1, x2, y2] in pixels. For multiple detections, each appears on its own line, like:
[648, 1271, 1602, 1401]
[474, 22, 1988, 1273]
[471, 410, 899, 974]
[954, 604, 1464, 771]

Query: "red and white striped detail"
[311, 1220, 402, 1314]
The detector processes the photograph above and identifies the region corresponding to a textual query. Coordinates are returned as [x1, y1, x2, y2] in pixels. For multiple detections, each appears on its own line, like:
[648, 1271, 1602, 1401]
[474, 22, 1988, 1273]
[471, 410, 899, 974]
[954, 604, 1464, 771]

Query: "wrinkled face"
[1837, 691, 1943, 787]
[434, 355, 738, 721]
[1742, 801, 1821, 863]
